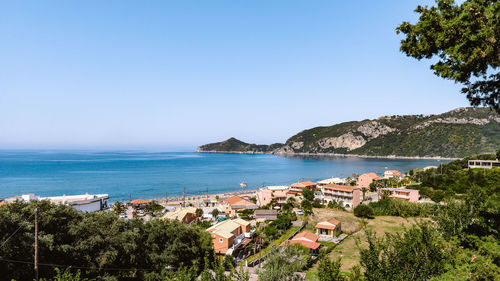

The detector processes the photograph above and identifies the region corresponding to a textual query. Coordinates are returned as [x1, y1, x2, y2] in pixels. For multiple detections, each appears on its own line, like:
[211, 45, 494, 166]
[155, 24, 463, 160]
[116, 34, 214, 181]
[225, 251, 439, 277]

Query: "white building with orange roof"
[315, 218, 342, 239]
[318, 184, 361, 209]
[383, 170, 403, 180]
[289, 181, 317, 194]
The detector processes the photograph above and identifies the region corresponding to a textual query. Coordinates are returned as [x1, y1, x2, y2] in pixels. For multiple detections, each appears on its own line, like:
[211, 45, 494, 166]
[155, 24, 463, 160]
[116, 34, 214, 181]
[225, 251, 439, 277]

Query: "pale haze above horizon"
[0, 0, 471, 151]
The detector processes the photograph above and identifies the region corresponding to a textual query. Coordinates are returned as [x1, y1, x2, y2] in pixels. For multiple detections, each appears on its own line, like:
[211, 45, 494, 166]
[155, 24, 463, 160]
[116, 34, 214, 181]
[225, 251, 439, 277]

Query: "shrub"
[354, 204, 374, 218]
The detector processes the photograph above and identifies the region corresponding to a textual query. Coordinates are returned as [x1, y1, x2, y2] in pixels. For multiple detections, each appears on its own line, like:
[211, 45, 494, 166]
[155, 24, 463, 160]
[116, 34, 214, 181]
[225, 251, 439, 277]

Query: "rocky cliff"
[197, 107, 500, 158]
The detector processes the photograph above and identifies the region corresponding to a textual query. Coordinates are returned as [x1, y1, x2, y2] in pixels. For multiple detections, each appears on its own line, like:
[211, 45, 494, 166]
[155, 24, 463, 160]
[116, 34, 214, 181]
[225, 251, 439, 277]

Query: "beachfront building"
[162, 206, 199, 224]
[317, 177, 346, 186]
[5, 193, 109, 212]
[382, 188, 419, 202]
[357, 172, 382, 188]
[318, 184, 361, 209]
[289, 181, 317, 196]
[256, 186, 289, 207]
[219, 195, 258, 217]
[468, 159, 500, 169]
[207, 218, 253, 255]
[316, 218, 342, 239]
[384, 170, 403, 180]
[281, 231, 321, 254]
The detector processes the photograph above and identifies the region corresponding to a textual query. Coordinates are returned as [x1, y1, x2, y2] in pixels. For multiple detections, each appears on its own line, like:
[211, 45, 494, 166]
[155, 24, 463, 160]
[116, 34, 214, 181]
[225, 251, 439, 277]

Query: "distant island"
[197, 107, 500, 158]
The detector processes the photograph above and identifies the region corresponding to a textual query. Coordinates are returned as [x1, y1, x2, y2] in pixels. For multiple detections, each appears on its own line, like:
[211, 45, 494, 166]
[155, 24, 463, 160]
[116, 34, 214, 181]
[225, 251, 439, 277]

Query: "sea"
[0, 151, 448, 202]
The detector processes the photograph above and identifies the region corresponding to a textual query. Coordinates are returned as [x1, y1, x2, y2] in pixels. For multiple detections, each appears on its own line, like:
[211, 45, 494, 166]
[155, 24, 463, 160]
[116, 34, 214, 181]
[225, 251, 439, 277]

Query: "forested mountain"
[197, 107, 500, 158]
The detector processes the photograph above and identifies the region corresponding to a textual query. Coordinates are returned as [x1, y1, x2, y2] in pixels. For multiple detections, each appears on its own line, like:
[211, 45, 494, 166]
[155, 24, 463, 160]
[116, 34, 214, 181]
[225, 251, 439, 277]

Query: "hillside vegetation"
[197, 107, 500, 158]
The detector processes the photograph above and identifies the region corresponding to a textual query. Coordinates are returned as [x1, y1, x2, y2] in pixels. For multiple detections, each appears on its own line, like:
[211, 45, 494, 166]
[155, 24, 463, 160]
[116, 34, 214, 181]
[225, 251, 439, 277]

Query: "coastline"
[196, 150, 459, 161]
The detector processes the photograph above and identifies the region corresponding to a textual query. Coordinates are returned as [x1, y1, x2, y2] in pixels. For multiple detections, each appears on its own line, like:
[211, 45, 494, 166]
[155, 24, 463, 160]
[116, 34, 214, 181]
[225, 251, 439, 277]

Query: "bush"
[368, 199, 436, 218]
[354, 204, 374, 218]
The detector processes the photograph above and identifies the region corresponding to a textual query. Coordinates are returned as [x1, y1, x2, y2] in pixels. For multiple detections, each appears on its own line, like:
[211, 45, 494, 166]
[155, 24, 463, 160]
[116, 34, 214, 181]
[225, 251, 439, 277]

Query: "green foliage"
[318, 257, 344, 281]
[397, 0, 500, 112]
[257, 245, 309, 281]
[0, 201, 215, 280]
[360, 223, 449, 281]
[368, 199, 436, 218]
[222, 254, 235, 271]
[145, 201, 164, 214]
[237, 209, 253, 220]
[302, 189, 315, 202]
[41, 267, 92, 281]
[212, 209, 219, 218]
[112, 201, 124, 215]
[249, 197, 257, 204]
[353, 204, 374, 219]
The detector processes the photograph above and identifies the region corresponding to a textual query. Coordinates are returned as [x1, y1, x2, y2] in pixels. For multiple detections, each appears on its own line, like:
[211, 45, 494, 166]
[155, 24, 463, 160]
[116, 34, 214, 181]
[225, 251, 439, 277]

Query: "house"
[316, 218, 342, 239]
[318, 184, 361, 209]
[383, 170, 403, 179]
[219, 195, 258, 217]
[130, 199, 151, 208]
[468, 160, 500, 169]
[254, 209, 278, 221]
[162, 207, 199, 224]
[281, 231, 321, 254]
[256, 186, 290, 207]
[207, 218, 252, 255]
[5, 193, 109, 212]
[290, 181, 317, 194]
[317, 177, 345, 186]
[357, 173, 382, 188]
[382, 188, 419, 202]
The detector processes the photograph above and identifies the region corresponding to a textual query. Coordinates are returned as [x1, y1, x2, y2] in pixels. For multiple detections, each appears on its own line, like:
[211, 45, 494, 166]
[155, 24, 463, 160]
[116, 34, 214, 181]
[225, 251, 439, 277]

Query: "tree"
[361, 187, 367, 201]
[318, 258, 345, 281]
[360, 223, 449, 281]
[249, 197, 257, 204]
[212, 208, 220, 219]
[112, 201, 125, 214]
[302, 188, 315, 202]
[353, 204, 374, 218]
[396, 0, 500, 112]
[497, 149, 500, 160]
[196, 208, 204, 218]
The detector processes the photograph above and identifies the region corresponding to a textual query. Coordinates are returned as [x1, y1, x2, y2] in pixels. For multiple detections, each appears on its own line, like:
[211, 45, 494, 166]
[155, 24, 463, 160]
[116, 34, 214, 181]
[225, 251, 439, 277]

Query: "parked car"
[296, 210, 304, 215]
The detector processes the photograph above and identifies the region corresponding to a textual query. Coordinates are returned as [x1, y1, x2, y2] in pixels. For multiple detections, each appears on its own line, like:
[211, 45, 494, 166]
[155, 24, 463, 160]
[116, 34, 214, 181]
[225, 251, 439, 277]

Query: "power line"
[0, 209, 36, 249]
[0, 257, 160, 272]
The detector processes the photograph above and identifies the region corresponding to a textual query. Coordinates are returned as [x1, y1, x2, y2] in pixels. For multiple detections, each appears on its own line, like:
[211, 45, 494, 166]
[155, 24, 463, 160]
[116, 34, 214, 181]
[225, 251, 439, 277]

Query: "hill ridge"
[196, 107, 500, 158]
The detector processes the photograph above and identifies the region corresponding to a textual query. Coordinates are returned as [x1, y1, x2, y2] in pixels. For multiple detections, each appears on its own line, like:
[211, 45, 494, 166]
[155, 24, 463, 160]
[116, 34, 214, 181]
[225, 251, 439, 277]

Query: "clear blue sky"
[0, 0, 469, 150]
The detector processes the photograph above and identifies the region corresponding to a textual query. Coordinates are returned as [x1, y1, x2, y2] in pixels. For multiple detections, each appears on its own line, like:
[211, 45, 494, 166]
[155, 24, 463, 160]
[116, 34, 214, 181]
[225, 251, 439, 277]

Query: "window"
[219, 238, 223, 243]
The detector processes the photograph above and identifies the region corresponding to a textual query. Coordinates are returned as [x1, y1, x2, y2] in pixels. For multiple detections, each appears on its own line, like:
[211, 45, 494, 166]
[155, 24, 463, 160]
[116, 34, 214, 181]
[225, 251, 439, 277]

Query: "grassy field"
[305, 208, 425, 280]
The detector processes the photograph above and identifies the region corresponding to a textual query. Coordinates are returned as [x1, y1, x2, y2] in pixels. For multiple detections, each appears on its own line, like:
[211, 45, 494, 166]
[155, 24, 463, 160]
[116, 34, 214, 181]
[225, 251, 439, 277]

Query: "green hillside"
[197, 107, 500, 158]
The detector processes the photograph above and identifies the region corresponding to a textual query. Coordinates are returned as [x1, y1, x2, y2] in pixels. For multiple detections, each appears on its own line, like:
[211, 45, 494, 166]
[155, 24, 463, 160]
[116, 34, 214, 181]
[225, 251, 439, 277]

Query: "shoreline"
[196, 150, 459, 161]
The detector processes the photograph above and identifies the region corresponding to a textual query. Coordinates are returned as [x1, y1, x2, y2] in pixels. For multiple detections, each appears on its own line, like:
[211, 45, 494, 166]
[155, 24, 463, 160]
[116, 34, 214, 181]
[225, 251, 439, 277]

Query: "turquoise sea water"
[0, 151, 447, 202]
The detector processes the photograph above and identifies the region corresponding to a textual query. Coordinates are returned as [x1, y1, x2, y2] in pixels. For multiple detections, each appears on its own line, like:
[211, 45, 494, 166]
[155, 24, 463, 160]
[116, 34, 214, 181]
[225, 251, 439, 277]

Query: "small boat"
[240, 181, 247, 188]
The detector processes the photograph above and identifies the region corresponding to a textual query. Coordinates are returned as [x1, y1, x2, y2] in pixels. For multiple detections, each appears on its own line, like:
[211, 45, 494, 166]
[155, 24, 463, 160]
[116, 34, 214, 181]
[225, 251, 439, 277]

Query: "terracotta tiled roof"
[281, 239, 321, 250]
[223, 195, 257, 208]
[361, 172, 379, 179]
[385, 170, 402, 176]
[293, 231, 319, 242]
[316, 218, 341, 230]
[323, 184, 360, 192]
[290, 181, 317, 188]
[130, 199, 150, 204]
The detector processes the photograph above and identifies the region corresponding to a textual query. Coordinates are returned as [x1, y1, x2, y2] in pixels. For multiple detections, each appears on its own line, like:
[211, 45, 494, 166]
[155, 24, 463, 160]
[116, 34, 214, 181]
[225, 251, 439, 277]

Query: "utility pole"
[165, 191, 168, 204]
[34, 207, 38, 281]
[183, 187, 186, 208]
